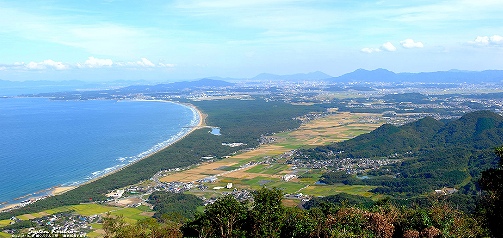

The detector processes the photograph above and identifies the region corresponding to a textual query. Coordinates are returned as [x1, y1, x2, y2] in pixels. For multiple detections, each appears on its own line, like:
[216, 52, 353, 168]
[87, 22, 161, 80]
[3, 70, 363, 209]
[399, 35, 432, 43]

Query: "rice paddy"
[159, 112, 383, 199]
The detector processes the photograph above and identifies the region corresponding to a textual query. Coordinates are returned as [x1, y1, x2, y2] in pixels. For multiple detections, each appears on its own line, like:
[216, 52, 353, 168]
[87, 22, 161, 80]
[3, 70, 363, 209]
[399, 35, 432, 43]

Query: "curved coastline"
[0, 100, 203, 212]
[76, 100, 204, 183]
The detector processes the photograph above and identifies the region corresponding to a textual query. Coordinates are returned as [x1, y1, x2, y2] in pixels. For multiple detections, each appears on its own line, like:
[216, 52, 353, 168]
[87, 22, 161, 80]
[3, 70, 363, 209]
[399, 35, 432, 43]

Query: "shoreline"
[0, 100, 205, 213]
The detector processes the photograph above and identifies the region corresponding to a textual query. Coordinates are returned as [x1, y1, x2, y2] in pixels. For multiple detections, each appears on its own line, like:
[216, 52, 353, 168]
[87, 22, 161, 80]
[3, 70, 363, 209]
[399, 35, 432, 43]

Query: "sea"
[0, 97, 198, 206]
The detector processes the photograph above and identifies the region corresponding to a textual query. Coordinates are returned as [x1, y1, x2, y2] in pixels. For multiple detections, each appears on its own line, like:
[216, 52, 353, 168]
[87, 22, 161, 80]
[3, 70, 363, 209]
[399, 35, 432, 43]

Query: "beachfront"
[0, 101, 204, 213]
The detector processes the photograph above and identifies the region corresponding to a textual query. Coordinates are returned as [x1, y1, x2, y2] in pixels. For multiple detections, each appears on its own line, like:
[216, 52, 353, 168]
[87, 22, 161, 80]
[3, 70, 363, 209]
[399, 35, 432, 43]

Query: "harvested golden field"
[160, 112, 383, 186]
[281, 112, 382, 147]
[160, 145, 291, 183]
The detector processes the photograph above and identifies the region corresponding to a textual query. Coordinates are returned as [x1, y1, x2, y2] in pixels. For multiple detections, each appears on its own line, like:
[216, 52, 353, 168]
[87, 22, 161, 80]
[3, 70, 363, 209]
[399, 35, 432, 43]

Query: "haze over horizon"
[0, 0, 502, 82]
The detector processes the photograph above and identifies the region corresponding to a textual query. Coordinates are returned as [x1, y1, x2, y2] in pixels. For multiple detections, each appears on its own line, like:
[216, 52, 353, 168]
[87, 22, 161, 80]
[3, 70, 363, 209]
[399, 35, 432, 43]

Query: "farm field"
[161, 112, 384, 198]
[277, 112, 382, 147]
[159, 144, 292, 183]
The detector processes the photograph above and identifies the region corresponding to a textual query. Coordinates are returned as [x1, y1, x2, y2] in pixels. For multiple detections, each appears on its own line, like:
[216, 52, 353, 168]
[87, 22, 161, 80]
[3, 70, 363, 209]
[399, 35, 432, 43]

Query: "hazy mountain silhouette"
[330, 68, 503, 83]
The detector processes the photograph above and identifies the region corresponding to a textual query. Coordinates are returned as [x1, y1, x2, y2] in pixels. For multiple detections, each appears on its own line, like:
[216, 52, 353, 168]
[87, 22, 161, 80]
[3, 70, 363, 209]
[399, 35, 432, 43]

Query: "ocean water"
[0, 97, 198, 204]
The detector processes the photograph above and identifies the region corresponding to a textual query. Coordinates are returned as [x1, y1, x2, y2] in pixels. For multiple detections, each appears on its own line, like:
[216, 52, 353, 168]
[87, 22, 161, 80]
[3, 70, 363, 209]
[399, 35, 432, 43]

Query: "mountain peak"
[332, 68, 397, 82]
[331, 69, 503, 83]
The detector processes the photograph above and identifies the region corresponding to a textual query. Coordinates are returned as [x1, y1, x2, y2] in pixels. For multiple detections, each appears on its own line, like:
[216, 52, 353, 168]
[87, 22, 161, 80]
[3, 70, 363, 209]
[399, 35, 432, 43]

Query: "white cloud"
[80, 57, 114, 68]
[360, 48, 381, 53]
[490, 35, 503, 44]
[474, 36, 490, 45]
[25, 62, 45, 70]
[1, 57, 175, 72]
[115, 58, 162, 68]
[23, 60, 68, 70]
[400, 39, 424, 48]
[137, 58, 155, 67]
[44, 60, 68, 70]
[158, 63, 176, 68]
[361, 42, 397, 53]
[380, 42, 397, 52]
[469, 35, 503, 46]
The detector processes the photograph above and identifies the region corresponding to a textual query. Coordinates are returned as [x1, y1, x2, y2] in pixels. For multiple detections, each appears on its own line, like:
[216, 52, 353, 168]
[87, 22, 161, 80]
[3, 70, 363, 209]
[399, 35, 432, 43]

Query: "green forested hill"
[296, 111, 503, 204]
[430, 110, 503, 149]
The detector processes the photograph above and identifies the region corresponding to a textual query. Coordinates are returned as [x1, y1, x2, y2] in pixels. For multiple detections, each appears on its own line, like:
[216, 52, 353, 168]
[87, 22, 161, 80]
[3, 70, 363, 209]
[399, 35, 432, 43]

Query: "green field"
[43, 206, 73, 214]
[86, 223, 105, 238]
[245, 164, 289, 175]
[2, 204, 152, 236]
[298, 170, 323, 181]
[245, 164, 268, 173]
[108, 207, 152, 224]
[267, 182, 308, 194]
[12, 204, 117, 222]
[67, 204, 117, 216]
[87, 231, 103, 237]
[0, 232, 11, 238]
[262, 164, 289, 175]
[242, 176, 279, 187]
[8, 204, 147, 225]
[0, 220, 10, 227]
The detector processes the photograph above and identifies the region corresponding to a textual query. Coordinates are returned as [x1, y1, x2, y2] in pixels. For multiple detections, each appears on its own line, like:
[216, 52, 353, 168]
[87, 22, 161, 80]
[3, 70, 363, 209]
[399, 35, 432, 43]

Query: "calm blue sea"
[0, 97, 198, 205]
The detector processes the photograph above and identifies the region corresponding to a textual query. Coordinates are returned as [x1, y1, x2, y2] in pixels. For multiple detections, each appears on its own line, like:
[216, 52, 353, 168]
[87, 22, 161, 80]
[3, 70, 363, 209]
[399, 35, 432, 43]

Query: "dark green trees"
[479, 146, 503, 237]
[186, 187, 285, 238]
[249, 187, 285, 238]
[100, 186, 487, 238]
[103, 216, 182, 238]
[148, 192, 203, 220]
[194, 195, 248, 238]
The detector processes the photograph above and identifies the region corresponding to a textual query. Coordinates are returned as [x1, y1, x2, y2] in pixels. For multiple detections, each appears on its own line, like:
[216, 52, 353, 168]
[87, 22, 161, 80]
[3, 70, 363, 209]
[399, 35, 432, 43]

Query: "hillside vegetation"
[295, 111, 503, 211]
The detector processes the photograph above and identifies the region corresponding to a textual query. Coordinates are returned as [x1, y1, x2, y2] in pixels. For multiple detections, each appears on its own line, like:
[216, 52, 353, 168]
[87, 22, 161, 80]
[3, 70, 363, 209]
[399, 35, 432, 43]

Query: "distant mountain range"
[3, 69, 503, 86]
[2, 69, 503, 96]
[251, 71, 332, 81]
[330, 68, 503, 83]
[238, 69, 503, 83]
[118, 78, 235, 93]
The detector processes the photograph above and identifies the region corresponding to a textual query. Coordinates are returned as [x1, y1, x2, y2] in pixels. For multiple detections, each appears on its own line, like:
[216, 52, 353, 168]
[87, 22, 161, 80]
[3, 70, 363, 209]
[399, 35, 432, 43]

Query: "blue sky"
[0, 0, 502, 82]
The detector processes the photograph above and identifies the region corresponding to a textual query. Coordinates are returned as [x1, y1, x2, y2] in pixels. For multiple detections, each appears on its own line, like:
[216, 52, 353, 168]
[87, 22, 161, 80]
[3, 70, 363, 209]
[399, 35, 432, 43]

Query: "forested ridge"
[299, 111, 503, 158]
[296, 110, 503, 212]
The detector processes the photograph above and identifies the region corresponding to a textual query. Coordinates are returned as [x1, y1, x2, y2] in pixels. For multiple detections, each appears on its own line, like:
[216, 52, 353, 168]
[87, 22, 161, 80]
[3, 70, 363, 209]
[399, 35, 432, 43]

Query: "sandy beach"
[0, 101, 204, 213]
[52, 186, 77, 196]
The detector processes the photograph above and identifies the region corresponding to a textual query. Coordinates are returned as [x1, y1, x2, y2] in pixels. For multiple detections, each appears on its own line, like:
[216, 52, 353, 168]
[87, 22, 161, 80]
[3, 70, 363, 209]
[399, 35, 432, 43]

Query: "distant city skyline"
[0, 0, 502, 82]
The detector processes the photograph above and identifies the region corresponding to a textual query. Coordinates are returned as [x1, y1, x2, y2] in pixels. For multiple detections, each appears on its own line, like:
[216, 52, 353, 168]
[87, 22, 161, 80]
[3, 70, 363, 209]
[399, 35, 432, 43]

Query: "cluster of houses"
[288, 156, 400, 174]
[4, 213, 99, 236]
[222, 142, 247, 147]
[202, 189, 253, 206]
[259, 136, 277, 145]
[282, 174, 298, 181]
[434, 187, 458, 196]
[158, 181, 194, 193]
